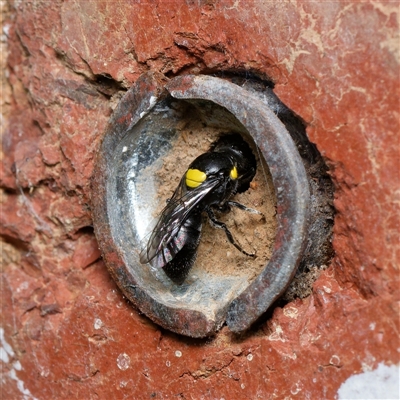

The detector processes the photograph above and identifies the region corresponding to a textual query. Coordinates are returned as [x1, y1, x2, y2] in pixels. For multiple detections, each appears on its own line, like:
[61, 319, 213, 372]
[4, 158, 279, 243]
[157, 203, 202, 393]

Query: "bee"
[139, 133, 263, 284]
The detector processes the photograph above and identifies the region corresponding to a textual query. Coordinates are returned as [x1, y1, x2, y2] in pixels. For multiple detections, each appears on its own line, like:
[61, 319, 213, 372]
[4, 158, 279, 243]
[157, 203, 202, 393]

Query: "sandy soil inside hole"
[152, 120, 277, 283]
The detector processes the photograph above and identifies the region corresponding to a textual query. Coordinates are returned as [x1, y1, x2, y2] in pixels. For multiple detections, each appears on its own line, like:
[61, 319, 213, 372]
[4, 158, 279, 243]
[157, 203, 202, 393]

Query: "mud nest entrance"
[92, 73, 334, 337]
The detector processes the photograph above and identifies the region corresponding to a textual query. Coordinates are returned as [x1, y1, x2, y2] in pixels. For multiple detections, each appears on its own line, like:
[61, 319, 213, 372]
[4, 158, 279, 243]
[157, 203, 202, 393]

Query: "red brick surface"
[1, 1, 398, 398]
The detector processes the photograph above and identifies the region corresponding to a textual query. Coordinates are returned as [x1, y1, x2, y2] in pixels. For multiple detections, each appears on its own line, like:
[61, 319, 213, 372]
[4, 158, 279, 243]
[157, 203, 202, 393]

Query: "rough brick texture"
[1, 1, 398, 398]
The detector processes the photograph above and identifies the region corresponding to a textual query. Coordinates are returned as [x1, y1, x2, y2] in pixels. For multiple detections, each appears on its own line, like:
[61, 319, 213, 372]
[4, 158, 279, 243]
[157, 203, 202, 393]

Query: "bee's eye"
[186, 168, 207, 188]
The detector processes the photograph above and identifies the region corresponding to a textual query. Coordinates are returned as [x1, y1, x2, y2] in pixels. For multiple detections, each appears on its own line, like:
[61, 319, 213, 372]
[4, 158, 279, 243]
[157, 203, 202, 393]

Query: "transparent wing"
[139, 175, 222, 266]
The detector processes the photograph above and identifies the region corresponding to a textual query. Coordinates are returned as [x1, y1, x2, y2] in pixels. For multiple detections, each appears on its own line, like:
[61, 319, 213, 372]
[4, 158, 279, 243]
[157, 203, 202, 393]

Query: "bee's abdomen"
[163, 212, 202, 284]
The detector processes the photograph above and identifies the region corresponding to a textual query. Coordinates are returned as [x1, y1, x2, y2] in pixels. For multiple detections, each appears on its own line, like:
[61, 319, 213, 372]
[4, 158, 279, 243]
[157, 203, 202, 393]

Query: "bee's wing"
[139, 175, 222, 266]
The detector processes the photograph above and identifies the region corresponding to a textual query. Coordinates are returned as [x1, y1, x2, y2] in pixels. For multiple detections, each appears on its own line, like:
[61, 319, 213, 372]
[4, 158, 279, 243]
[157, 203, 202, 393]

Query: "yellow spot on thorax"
[230, 166, 238, 180]
[186, 168, 207, 188]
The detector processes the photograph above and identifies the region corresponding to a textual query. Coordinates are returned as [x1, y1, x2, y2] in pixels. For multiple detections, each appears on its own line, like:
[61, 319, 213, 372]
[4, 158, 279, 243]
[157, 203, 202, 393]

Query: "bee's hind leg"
[206, 208, 256, 257]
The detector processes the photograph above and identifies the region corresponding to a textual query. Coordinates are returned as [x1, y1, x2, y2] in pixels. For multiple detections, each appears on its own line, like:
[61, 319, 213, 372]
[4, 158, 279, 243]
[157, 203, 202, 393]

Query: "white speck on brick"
[94, 318, 103, 330]
[323, 285, 332, 293]
[13, 360, 22, 371]
[369, 322, 376, 330]
[291, 381, 302, 395]
[330, 355, 340, 366]
[116, 353, 131, 371]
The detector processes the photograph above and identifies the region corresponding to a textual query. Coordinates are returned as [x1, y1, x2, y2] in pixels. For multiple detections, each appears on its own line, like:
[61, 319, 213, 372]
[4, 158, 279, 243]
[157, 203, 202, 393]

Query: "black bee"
[139, 133, 262, 284]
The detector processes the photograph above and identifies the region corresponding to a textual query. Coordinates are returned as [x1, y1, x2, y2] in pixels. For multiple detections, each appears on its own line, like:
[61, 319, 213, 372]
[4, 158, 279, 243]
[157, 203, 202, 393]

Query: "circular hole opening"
[93, 73, 335, 336]
[108, 97, 276, 318]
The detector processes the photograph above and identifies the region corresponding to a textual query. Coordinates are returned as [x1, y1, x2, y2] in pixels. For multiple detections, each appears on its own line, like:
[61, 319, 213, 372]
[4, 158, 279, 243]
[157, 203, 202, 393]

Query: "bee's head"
[185, 152, 237, 189]
[210, 133, 257, 193]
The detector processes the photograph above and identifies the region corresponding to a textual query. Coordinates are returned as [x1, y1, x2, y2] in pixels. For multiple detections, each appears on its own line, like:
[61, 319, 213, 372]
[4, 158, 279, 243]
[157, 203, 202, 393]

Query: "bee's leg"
[216, 203, 231, 213]
[226, 201, 265, 220]
[206, 208, 256, 257]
